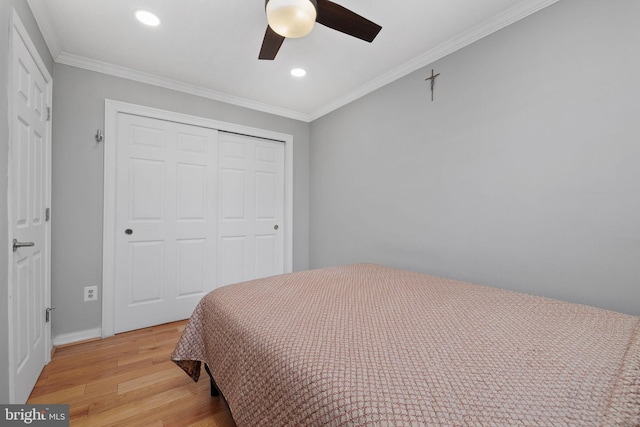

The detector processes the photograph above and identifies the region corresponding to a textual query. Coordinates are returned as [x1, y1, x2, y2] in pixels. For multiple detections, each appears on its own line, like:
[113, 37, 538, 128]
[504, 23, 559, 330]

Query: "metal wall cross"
[425, 69, 440, 102]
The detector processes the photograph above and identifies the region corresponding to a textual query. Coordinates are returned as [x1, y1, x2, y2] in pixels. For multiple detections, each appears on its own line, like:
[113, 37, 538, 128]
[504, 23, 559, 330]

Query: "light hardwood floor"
[28, 320, 236, 427]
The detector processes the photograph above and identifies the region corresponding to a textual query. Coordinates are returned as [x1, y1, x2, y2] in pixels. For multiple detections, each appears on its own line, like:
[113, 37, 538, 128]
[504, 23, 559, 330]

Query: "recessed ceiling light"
[290, 68, 306, 77]
[135, 10, 160, 27]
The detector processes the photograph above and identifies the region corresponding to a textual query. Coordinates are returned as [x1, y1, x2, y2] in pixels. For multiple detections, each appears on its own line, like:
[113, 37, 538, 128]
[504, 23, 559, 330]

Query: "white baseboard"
[53, 327, 102, 347]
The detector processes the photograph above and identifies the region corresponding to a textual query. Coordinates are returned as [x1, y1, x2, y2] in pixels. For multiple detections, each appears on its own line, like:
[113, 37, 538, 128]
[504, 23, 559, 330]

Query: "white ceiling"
[27, 0, 558, 121]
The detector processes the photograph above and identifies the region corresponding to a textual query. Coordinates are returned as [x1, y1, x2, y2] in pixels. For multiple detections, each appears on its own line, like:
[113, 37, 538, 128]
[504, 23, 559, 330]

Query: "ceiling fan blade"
[316, 0, 381, 42]
[259, 26, 285, 60]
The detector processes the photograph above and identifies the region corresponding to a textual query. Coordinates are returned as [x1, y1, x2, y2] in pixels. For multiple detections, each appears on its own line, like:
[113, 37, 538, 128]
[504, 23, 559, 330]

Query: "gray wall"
[0, 0, 53, 403]
[310, 0, 640, 316]
[51, 64, 310, 337]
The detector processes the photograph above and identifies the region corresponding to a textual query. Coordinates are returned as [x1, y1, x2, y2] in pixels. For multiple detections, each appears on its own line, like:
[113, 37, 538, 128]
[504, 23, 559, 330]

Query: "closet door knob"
[125, 229, 133, 235]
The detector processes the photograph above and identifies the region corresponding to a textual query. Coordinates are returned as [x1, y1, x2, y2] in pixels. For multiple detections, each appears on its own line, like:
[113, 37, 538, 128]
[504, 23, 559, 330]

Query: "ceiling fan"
[259, 0, 382, 60]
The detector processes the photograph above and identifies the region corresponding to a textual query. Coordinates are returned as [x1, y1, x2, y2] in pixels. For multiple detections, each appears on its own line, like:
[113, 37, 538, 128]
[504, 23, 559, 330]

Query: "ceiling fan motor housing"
[265, 0, 319, 38]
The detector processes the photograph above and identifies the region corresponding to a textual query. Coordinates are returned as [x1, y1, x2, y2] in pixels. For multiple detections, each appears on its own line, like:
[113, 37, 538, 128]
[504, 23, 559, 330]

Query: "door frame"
[7, 9, 53, 403]
[102, 100, 294, 337]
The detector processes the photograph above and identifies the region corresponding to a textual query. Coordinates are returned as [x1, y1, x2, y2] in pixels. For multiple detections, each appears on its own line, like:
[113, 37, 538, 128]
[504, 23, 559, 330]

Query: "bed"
[172, 264, 640, 426]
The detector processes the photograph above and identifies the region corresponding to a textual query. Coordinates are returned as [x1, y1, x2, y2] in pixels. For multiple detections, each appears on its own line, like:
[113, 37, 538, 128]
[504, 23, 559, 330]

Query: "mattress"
[172, 264, 640, 426]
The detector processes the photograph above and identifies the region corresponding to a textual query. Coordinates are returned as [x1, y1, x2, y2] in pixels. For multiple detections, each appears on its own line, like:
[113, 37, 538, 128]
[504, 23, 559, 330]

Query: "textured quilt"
[172, 264, 640, 426]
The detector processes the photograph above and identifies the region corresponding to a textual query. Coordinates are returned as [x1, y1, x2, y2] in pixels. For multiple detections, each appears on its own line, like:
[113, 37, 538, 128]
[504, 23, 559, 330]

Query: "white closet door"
[114, 114, 218, 333]
[218, 133, 285, 286]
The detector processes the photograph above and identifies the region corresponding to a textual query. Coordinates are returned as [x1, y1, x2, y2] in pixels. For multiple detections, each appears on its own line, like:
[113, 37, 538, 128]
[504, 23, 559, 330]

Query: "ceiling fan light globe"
[266, 0, 317, 38]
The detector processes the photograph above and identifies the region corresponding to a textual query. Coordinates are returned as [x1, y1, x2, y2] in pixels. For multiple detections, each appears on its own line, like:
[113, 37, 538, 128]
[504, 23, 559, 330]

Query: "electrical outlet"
[84, 286, 98, 302]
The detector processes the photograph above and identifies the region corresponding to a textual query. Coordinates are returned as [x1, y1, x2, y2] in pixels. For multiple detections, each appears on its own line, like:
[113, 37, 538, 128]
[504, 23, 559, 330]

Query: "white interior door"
[114, 114, 218, 333]
[8, 11, 52, 403]
[218, 133, 285, 286]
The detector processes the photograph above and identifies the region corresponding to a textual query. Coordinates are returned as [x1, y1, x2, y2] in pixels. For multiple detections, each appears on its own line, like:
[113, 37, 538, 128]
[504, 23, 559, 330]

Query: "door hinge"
[46, 106, 51, 121]
[46, 307, 55, 323]
[45, 207, 50, 221]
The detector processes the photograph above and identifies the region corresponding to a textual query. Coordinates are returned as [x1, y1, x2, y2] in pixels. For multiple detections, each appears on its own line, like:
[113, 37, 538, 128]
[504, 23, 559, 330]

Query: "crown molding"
[29, 0, 558, 123]
[308, 0, 560, 121]
[55, 52, 311, 122]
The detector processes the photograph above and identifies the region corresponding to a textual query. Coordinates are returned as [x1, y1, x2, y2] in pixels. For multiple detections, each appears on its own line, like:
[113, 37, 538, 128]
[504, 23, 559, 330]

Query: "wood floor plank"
[89, 376, 192, 416]
[76, 385, 193, 426]
[117, 342, 177, 367]
[44, 357, 152, 389]
[28, 320, 236, 426]
[42, 359, 121, 386]
[117, 364, 188, 394]
[27, 384, 87, 404]
[45, 344, 141, 373]
[161, 394, 232, 427]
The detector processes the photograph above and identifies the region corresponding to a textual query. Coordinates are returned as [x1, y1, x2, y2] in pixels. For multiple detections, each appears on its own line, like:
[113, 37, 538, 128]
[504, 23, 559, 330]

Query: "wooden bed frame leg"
[203, 363, 220, 397]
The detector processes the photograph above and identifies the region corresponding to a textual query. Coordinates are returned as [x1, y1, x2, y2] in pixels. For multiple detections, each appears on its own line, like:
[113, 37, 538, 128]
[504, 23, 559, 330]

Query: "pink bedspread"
[172, 264, 640, 426]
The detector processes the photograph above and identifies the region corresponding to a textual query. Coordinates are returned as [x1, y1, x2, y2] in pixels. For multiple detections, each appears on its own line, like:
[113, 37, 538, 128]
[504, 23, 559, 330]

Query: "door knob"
[274, 225, 279, 230]
[13, 239, 35, 252]
[125, 229, 133, 235]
